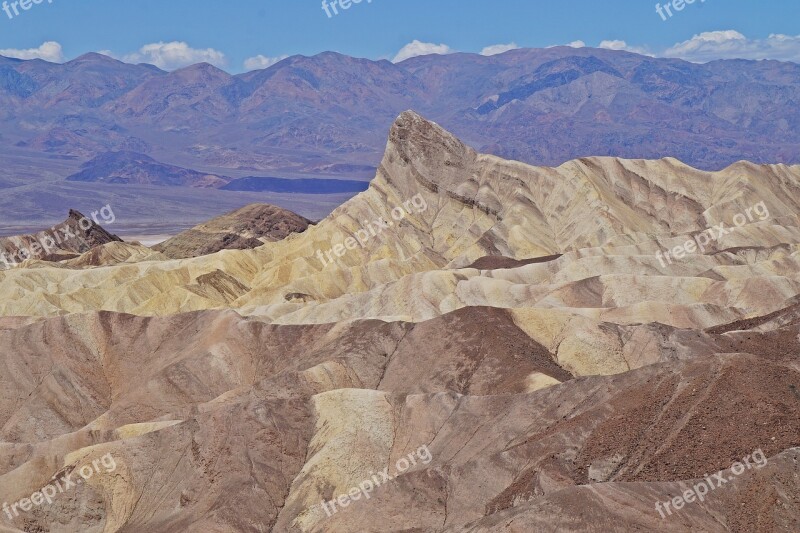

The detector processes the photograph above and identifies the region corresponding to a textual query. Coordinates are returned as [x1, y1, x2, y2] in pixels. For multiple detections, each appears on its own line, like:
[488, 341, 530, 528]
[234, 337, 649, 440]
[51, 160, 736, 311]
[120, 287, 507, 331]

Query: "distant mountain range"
[2, 47, 800, 230]
[65, 151, 369, 193]
[1, 47, 799, 182]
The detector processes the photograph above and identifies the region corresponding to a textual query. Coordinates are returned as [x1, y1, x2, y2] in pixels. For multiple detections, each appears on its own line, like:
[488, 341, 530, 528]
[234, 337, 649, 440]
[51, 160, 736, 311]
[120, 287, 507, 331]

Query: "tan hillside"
[0, 112, 798, 331]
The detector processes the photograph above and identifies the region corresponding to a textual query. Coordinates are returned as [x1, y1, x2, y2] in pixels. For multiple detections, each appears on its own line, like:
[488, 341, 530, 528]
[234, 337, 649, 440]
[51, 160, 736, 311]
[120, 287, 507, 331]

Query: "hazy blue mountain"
[1, 46, 799, 226]
[66, 151, 229, 187]
[221, 176, 369, 194]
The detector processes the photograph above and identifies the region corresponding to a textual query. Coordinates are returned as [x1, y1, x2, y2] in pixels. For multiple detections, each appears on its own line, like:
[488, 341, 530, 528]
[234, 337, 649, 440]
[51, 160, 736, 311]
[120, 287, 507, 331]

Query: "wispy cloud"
[393, 40, 454, 63]
[664, 31, 800, 63]
[0, 41, 64, 62]
[243, 54, 289, 71]
[119, 41, 227, 70]
[481, 43, 519, 56]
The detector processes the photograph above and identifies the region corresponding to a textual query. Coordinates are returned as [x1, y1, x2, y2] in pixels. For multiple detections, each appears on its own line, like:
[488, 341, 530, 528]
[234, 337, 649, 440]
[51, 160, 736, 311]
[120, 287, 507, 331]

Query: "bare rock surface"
[0, 210, 121, 269]
[153, 203, 312, 259]
[0, 112, 799, 531]
[0, 308, 797, 531]
[1, 112, 800, 323]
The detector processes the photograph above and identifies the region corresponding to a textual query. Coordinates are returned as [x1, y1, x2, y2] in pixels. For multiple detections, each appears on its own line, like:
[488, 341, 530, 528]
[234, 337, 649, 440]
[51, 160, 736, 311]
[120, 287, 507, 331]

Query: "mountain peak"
[388, 110, 467, 153]
[170, 62, 232, 80]
[378, 111, 478, 199]
[68, 52, 121, 64]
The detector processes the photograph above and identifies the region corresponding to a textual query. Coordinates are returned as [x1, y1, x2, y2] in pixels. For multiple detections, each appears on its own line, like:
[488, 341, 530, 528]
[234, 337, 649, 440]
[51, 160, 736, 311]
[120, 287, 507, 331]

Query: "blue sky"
[0, 0, 799, 71]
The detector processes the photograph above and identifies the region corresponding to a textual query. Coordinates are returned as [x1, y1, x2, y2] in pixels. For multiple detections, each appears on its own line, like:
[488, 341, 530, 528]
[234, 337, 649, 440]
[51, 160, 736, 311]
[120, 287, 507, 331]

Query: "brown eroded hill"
[0, 111, 799, 531]
[0, 209, 121, 268]
[153, 203, 312, 259]
[0, 308, 797, 531]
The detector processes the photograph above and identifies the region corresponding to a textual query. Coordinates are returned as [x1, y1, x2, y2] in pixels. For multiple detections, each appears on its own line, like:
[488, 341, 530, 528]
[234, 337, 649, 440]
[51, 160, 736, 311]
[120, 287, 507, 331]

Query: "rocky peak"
[380, 110, 477, 196]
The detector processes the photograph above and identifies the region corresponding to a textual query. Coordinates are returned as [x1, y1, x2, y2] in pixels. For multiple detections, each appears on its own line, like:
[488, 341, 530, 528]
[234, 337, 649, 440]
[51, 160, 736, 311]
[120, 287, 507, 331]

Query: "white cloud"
[599, 40, 628, 51]
[481, 43, 519, 56]
[243, 54, 289, 71]
[599, 40, 651, 56]
[0, 41, 64, 62]
[664, 31, 800, 63]
[392, 40, 454, 63]
[547, 40, 586, 49]
[597, 40, 654, 57]
[120, 41, 227, 70]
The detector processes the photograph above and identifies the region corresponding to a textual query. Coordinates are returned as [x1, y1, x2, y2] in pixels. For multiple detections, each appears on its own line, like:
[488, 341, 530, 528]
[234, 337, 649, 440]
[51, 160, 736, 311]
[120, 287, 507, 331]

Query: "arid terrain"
[0, 111, 797, 531]
[1, 47, 800, 229]
[152, 204, 312, 259]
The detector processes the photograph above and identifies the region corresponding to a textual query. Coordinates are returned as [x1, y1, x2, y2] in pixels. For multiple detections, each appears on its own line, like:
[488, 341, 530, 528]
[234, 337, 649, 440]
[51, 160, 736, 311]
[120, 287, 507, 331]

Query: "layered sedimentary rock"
[0, 210, 122, 268]
[0, 112, 798, 532]
[153, 203, 312, 259]
[0, 308, 797, 531]
[0, 111, 799, 323]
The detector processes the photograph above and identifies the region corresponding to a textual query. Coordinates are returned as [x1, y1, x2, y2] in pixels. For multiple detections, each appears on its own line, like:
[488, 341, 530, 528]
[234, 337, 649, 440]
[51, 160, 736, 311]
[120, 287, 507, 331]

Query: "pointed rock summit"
[382, 110, 477, 195]
[0, 210, 121, 267]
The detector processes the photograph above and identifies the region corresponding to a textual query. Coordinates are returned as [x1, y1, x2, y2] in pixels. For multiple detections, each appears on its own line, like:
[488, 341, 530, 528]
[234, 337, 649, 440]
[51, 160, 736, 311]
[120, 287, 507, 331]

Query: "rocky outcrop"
[0, 210, 121, 268]
[153, 203, 312, 259]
